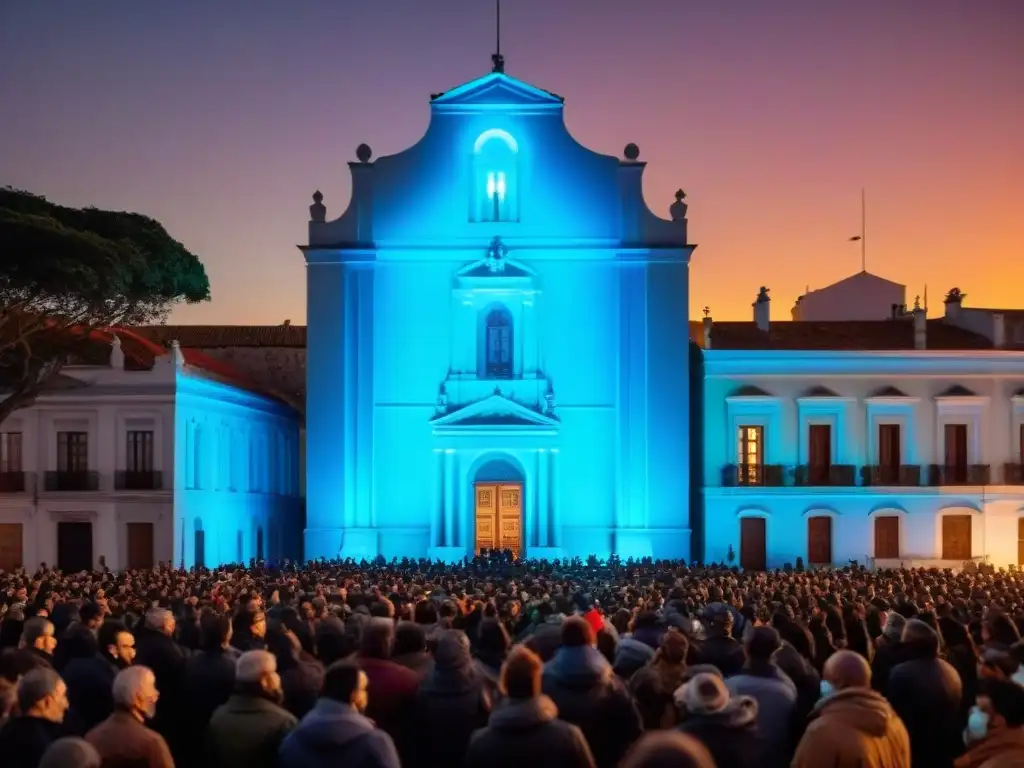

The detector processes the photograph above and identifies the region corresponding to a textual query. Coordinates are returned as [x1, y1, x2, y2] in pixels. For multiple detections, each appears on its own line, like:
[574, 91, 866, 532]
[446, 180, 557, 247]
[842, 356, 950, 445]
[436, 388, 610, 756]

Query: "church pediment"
[430, 394, 559, 431]
[455, 259, 534, 281]
[431, 72, 564, 110]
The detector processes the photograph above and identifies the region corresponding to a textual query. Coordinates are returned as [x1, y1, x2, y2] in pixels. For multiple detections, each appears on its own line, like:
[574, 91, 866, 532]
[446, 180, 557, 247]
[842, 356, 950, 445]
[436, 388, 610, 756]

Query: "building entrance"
[474, 483, 522, 558]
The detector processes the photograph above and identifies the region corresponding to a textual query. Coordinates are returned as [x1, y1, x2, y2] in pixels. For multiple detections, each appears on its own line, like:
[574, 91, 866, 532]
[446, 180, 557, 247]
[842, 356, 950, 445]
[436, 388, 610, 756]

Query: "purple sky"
[2, 1, 1022, 323]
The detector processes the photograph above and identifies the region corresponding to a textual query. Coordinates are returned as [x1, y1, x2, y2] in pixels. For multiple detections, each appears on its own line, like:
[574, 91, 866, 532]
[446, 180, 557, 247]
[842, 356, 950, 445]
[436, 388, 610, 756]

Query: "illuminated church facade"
[303, 63, 694, 562]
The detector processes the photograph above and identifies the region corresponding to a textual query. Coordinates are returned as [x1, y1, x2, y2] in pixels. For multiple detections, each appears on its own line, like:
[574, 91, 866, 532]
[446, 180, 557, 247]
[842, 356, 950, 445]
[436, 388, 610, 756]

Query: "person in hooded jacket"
[957, 677, 1024, 768]
[887, 618, 964, 768]
[413, 629, 491, 767]
[675, 670, 763, 768]
[792, 650, 910, 768]
[278, 660, 400, 768]
[466, 645, 595, 768]
[630, 628, 689, 729]
[542, 616, 643, 768]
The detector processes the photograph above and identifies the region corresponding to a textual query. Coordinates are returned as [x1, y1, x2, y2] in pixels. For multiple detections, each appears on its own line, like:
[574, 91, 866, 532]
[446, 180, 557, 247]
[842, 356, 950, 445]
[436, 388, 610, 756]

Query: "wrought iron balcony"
[927, 464, 991, 486]
[0, 471, 26, 493]
[115, 470, 163, 491]
[1003, 463, 1024, 485]
[794, 464, 857, 487]
[43, 470, 100, 492]
[861, 464, 922, 487]
[721, 463, 787, 487]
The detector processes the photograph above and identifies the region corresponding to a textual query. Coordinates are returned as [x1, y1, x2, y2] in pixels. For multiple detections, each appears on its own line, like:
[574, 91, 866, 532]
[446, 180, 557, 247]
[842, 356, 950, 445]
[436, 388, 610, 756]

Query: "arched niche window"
[484, 307, 514, 378]
[473, 129, 518, 223]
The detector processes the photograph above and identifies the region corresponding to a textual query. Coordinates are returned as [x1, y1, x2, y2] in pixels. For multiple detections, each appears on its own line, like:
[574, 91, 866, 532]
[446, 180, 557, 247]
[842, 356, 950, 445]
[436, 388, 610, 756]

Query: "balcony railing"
[860, 465, 922, 487]
[0, 471, 27, 493]
[927, 464, 991, 486]
[114, 470, 163, 491]
[721, 464, 787, 487]
[43, 470, 100, 492]
[794, 464, 857, 487]
[1003, 463, 1024, 485]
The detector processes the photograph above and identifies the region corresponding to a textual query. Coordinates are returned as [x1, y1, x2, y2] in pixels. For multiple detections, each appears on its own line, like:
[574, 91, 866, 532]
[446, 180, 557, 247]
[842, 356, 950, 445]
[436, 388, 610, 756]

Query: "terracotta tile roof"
[137, 325, 307, 348]
[79, 328, 289, 404]
[690, 319, 993, 351]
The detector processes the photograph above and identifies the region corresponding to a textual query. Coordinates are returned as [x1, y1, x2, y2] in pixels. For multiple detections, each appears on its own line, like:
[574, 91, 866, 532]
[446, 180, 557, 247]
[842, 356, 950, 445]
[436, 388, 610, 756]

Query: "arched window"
[484, 308, 513, 378]
[473, 129, 518, 223]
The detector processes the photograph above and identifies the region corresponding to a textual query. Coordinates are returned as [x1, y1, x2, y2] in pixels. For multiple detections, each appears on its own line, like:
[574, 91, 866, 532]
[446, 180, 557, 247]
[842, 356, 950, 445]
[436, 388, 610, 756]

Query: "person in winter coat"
[63, 620, 135, 735]
[206, 650, 297, 768]
[279, 660, 400, 768]
[542, 616, 643, 768]
[0, 668, 69, 768]
[694, 603, 745, 677]
[179, 613, 238, 767]
[887, 618, 964, 768]
[957, 677, 1024, 768]
[413, 630, 491, 767]
[391, 621, 434, 680]
[357, 617, 420, 764]
[725, 625, 798, 767]
[85, 666, 173, 768]
[473, 617, 510, 698]
[675, 670, 764, 768]
[630, 628, 688, 729]
[872, 612, 908, 693]
[132, 608, 187, 761]
[265, 621, 324, 719]
[466, 645, 595, 768]
[792, 650, 910, 768]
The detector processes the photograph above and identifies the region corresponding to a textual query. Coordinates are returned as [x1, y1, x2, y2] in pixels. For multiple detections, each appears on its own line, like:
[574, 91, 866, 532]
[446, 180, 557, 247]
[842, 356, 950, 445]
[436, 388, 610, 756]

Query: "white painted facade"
[0, 339, 302, 572]
[791, 271, 906, 321]
[702, 349, 1024, 569]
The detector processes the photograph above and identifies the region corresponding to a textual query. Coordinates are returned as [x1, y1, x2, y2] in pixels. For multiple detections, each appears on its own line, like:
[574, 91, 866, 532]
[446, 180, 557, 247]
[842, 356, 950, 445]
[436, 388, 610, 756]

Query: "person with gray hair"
[0, 667, 68, 768]
[131, 603, 186, 761]
[39, 737, 102, 768]
[206, 649, 296, 768]
[85, 666, 173, 768]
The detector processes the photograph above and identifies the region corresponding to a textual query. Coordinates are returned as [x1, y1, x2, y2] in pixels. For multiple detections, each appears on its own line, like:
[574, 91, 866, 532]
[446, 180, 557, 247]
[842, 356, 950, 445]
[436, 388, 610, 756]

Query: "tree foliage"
[0, 187, 210, 422]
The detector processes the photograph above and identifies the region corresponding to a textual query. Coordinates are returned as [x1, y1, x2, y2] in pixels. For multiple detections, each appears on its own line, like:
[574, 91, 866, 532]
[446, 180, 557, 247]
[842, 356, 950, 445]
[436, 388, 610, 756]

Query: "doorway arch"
[472, 457, 524, 557]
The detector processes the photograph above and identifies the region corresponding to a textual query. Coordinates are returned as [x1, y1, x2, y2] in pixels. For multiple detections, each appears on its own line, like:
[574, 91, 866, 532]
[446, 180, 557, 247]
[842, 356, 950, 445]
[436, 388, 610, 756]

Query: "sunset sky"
[1, 1, 1021, 324]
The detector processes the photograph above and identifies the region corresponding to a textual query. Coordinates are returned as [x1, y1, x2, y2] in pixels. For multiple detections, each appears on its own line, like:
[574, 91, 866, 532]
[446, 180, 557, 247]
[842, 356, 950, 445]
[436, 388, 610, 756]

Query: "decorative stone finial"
[356, 143, 373, 163]
[756, 286, 771, 304]
[944, 287, 965, 304]
[436, 383, 448, 416]
[623, 143, 640, 161]
[485, 236, 508, 274]
[914, 295, 921, 311]
[702, 306, 710, 318]
[170, 339, 185, 368]
[309, 190, 326, 223]
[669, 189, 688, 221]
[109, 334, 124, 369]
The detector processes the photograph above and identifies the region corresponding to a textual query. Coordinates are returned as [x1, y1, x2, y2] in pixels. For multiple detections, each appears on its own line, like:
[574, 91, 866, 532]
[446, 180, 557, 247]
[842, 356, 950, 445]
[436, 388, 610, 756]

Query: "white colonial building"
[0, 330, 302, 572]
[699, 290, 1024, 570]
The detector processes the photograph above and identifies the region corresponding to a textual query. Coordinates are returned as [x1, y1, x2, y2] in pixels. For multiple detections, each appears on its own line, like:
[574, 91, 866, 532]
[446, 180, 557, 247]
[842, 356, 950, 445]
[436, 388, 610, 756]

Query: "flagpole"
[860, 187, 866, 272]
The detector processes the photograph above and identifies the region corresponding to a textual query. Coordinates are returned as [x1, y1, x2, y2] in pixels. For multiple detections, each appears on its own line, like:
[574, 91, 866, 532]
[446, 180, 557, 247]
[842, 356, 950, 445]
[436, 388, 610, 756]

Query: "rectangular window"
[944, 423, 968, 482]
[0, 433, 22, 473]
[57, 432, 89, 472]
[808, 424, 832, 483]
[126, 431, 154, 473]
[737, 425, 763, 485]
[878, 424, 901, 483]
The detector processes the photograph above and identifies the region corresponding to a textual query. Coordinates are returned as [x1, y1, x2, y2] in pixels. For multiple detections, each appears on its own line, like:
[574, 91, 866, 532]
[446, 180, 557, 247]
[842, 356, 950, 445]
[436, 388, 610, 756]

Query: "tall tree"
[0, 188, 210, 423]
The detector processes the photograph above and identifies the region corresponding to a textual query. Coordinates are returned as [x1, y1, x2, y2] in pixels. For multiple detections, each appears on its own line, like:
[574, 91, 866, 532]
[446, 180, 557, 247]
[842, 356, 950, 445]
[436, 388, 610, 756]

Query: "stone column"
[430, 450, 444, 547]
[443, 450, 456, 547]
[537, 449, 550, 547]
[549, 449, 561, 547]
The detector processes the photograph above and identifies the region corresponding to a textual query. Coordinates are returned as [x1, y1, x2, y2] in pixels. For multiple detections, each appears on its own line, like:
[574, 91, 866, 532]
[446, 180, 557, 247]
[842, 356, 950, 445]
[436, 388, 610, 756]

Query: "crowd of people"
[2, 551, 1024, 767]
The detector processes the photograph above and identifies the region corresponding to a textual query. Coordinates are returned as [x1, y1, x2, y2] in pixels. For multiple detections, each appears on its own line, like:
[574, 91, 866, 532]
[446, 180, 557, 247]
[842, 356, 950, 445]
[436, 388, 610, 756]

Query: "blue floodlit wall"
[173, 375, 303, 569]
[304, 71, 693, 562]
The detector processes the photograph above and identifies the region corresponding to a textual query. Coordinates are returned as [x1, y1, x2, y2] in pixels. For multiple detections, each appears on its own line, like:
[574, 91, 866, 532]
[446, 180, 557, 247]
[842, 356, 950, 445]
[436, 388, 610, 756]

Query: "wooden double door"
[474, 483, 522, 558]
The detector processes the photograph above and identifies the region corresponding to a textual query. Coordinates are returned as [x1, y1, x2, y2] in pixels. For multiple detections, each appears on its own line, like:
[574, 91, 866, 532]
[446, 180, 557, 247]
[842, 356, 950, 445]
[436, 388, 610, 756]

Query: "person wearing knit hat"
[675, 673, 763, 764]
